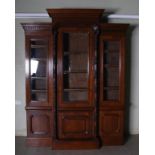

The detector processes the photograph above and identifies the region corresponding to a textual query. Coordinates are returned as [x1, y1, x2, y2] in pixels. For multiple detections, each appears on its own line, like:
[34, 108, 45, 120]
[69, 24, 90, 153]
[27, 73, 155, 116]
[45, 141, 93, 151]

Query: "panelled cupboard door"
[25, 35, 53, 106]
[100, 111, 123, 136]
[27, 110, 52, 137]
[99, 33, 125, 106]
[57, 27, 95, 108]
[99, 111, 124, 145]
[57, 111, 94, 139]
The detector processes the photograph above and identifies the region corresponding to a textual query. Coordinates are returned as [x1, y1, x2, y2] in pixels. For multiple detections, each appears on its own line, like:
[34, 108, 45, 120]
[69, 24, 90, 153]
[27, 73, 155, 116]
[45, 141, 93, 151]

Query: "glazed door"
[57, 27, 95, 108]
[99, 34, 125, 106]
[26, 35, 53, 107]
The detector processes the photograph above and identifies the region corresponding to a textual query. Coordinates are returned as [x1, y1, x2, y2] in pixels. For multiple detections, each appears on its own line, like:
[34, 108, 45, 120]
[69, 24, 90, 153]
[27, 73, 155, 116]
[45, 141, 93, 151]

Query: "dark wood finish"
[57, 27, 95, 108]
[27, 110, 52, 137]
[22, 23, 54, 147]
[57, 111, 94, 139]
[99, 33, 125, 106]
[22, 9, 129, 149]
[47, 9, 104, 25]
[52, 138, 100, 149]
[99, 111, 124, 145]
[98, 24, 128, 145]
[99, 23, 129, 33]
[55, 25, 99, 148]
[26, 137, 52, 147]
[22, 23, 52, 34]
[23, 23, 53, 107]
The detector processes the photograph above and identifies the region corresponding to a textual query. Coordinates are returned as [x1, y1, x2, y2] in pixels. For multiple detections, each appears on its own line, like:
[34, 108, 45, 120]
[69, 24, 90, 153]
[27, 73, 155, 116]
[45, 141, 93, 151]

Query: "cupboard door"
[27, 110, 52, 137]
[100, 111, 123, 137]
[99, 34, 125, 106]
[57, 28, 95, 108]
[26, 35, 53, 106]
[57, 111, 94, 139]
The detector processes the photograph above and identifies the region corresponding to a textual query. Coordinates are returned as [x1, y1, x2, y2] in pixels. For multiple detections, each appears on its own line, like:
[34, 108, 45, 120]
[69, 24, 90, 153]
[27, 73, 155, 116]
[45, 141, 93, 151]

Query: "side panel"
[99, 24, 128, 145]
[22, 23, 54, 147]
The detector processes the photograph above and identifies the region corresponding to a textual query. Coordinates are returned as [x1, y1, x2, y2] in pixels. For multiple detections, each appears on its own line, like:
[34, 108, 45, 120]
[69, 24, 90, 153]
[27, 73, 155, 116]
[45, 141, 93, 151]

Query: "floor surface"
[15, 135, 139, 155]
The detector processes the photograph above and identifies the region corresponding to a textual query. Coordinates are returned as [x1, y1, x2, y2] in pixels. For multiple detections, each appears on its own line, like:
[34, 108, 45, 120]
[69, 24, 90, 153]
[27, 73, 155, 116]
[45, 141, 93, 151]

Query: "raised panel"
[63, 118, 86, 134]
[31, 115, 49, 135]
[58, 111, 94, 139]
[27, 110, 52, 137]
[100, 111, 123, 136]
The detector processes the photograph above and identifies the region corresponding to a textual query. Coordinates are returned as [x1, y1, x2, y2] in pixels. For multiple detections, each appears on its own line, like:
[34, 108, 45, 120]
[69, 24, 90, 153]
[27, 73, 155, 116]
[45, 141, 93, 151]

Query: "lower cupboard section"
[26, 110, 125, 147]
[99, 110, 124, 145]
[57, 111, 95, 140]
[26, 110, 52, 147]
[52, 110, 100, 149]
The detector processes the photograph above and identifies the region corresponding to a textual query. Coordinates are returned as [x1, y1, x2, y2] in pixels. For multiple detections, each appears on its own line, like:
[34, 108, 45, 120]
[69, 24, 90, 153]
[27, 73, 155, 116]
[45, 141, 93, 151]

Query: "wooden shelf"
[64, 51, 88, 55]
[104, 50, 119, 53]
[31, 45, 47, 48]
[31, 89, 47, 92]
[64, 70, 87, 74]
[31, 76, 47, 80]
[104, 86, 119, 90]
[31, 58, 46, 61]
[104, 64, 119, 68]
[64, 88, 88, 91]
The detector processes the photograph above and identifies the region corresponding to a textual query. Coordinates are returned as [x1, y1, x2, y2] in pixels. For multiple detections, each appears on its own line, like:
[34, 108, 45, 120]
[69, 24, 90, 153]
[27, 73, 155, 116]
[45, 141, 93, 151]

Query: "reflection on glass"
[62, 32, 89, 102]
[31, 60, 39, 75]
[103, 41, 120, 101]
[30, 39, 48, 101]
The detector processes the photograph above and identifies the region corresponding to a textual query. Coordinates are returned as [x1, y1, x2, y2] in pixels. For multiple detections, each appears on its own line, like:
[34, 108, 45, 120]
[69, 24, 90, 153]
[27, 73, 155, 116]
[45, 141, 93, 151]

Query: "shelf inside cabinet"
[104, 50, 119, 53]
[31, 58, 47, 61]
[31, 45, 47, 48]
[104, 86, 119, 90]
[31, 89, 47, 92]
[64, 70, 87, 74]
[104, 64, 119, 68]
[64, 51, 88, 55]
[31, 76, 47, 80]
[64, 88, 88, 91]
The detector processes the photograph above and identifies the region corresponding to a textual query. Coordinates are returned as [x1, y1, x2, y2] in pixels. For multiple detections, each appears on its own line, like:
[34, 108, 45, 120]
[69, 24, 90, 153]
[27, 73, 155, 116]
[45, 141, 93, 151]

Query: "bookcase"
[22, 9, 129, 149]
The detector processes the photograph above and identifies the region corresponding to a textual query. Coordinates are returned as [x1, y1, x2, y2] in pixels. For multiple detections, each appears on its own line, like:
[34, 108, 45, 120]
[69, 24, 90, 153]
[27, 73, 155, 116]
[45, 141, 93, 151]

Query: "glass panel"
[64, 90, 88, 102]
[104, 41, 119, 51]
[104, 68, 119, 87]
[63, 73, 88, 89]
[104, 52, 119, 66]
[30, 39, 48, 101]
[31, 78, 47, 90]
[103, 41, 120, 101]
[104, 89, 119, 100]
[31, 92, 47, 101]
[62, 32, 89, 102]
[31, 61, 47, 77]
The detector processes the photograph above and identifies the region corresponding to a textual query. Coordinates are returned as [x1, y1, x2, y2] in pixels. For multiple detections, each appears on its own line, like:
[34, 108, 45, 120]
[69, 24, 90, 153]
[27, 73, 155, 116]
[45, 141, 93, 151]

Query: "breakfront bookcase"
[22, 9, 129, 149]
